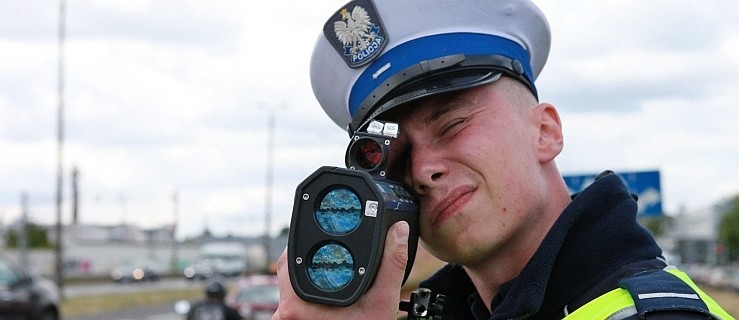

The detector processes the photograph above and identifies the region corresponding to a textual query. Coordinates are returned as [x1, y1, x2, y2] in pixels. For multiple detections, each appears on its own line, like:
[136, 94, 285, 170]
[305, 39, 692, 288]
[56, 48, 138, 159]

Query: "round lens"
[315, 188, 362, 235]
[307, 243, 354, 292]
[350, 138, 383, 170]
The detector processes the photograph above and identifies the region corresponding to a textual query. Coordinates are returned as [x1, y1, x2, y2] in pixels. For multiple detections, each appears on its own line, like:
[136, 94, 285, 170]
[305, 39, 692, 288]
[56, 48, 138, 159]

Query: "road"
[66, 303, 180, 320]
[61, 278, 739, 319]
[703, 287, 739, 317]
[64, 278, 197, 298]
[63, 278, 215, 320]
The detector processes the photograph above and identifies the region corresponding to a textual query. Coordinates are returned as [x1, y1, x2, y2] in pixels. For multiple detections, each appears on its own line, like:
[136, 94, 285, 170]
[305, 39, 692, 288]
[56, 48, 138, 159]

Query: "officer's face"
[384, 78, 552, 266]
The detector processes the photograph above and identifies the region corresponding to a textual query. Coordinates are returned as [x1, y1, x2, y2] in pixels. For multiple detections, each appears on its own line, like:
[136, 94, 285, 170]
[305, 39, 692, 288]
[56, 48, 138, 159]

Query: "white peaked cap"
[310, 0, 551, 135]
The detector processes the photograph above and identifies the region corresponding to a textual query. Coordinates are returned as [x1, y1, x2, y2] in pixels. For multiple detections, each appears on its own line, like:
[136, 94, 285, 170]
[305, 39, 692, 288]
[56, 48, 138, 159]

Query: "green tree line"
[718, 195, 739, 261]
[4, 222, 53, 248]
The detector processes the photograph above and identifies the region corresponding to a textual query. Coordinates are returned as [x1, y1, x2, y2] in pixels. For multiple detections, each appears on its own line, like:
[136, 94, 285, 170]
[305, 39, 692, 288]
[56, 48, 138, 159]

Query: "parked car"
[0, 253, 61, 320]
[705, 266, 734, 289]
[183, 258, 216, 281]
[731, 267, 739, 292]
[224, 274, 279, 320]
[110, 259, 162, 283]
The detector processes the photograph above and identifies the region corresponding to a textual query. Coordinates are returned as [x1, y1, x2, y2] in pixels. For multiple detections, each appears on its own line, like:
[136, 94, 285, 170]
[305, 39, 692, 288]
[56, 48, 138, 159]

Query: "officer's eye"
[439, 118, 467, 137]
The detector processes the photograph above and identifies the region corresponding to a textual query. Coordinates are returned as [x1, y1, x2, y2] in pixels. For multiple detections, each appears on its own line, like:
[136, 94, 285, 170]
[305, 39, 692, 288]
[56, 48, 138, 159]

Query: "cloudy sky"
[1, 0, 737, 240]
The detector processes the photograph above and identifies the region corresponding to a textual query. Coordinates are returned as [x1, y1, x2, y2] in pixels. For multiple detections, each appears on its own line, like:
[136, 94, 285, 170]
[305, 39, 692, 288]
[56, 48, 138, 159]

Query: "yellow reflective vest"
[563, 268, 734, 320]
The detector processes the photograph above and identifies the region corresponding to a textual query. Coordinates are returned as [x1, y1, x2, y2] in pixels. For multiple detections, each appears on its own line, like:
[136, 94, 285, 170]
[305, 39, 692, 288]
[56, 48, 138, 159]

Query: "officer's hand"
[272, 221, 411, 320]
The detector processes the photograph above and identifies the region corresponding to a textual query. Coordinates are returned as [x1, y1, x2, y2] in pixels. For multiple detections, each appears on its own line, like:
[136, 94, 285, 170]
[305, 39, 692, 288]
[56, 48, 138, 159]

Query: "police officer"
[187, 281, 242, 320]
[274, 0, 734, 319]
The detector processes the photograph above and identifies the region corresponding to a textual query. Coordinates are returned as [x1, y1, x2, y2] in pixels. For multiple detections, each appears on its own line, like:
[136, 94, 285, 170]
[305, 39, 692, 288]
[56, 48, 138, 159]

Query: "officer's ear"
[535, 103, 563, 163]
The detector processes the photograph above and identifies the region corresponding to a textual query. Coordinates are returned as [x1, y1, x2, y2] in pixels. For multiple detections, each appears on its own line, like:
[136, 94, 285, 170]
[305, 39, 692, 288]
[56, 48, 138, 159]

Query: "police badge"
[323, 0, 388, 68]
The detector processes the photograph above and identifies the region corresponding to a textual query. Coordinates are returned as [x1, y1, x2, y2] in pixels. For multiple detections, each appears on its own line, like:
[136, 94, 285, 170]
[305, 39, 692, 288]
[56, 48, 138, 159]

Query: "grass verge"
[61, 286, 202, 318]
[702, 287, 739, 318]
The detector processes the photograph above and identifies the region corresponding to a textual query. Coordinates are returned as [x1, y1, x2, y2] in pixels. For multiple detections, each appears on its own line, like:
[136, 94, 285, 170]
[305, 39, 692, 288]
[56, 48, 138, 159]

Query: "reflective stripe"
[562, 268, 735, 320]
[637, 292, 699, 299]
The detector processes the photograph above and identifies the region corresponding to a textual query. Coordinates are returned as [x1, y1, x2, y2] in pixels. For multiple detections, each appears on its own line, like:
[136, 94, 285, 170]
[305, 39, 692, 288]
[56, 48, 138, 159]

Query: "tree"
[718, 195, 739, 261]
[638, 215, 672, 237]
[279, 226, 290, 237]
[4, 223, 53, 249]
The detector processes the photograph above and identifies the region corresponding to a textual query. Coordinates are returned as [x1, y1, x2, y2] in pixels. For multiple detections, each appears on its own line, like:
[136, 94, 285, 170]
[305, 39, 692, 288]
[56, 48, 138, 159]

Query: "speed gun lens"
[308, 243, 355, 292]
[315, 188, 362, 235]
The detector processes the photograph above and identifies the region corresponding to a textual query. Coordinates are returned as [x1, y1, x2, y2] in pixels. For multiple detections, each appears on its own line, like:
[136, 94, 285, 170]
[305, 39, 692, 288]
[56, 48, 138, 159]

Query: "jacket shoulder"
[565, 268, 733, 320]
[619, 268, 732, 319]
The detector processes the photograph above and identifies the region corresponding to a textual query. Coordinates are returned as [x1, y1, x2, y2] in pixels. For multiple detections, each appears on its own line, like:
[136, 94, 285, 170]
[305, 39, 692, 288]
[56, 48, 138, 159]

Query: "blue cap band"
[348, 32, 535, 119]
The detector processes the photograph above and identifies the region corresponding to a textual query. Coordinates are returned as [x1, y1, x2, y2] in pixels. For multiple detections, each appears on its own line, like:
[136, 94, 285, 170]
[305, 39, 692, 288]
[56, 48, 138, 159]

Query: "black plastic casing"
[288, 166, 420, 306]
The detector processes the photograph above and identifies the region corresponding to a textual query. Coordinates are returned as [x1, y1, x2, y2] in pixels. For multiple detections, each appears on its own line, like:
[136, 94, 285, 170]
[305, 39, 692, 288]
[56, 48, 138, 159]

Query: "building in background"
[1, 222, 286, 279]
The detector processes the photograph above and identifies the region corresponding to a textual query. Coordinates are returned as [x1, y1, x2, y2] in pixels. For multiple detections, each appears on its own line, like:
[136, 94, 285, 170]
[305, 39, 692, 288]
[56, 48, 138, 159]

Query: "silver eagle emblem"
[333, 6, 374, 55]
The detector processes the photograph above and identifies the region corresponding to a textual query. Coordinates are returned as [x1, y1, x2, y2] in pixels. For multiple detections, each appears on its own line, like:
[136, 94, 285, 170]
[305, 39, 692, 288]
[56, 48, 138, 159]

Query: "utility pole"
[54, 0, 66, 295]
[261, 104, 285, 270]
[171, 190, 179, 275]
[71, 166, 79, 226]
[19, 193, 29, 271]
[263, 108, 275, 269]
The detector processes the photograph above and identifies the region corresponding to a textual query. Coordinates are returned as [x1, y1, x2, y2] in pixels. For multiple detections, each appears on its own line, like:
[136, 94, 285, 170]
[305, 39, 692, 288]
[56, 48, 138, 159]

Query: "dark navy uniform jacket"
[419, 171, 713, 319]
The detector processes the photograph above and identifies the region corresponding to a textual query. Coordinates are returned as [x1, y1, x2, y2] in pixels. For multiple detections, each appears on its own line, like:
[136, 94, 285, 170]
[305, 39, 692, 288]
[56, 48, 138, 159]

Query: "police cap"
[310, 0, 551, 135]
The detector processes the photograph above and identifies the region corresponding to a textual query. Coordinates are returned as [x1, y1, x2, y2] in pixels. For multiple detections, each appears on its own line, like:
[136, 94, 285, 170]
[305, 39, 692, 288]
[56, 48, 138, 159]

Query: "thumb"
[363, 221, 410, 306]
[385, 221, 410, 272]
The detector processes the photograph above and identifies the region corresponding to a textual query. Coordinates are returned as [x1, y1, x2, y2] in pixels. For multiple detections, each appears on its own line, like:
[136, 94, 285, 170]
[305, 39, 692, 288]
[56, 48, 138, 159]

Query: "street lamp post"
[261, 104, 285, 270]
[263, 108, 276, 269]
[54, 0, 66, 295]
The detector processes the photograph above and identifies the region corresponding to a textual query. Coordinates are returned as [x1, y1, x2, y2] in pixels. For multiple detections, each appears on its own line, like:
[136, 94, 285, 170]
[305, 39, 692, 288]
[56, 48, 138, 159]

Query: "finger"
[274, 247, 299, 319]
[274, 247, 288, 299]
[276, 246, 287, 270]
[274, 247, 343, 319]
[362, 221, 410, 309]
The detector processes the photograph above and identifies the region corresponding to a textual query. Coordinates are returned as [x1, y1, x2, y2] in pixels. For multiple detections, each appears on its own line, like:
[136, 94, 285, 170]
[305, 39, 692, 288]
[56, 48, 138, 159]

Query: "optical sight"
[288, 121, 420, 306]
[345, 120, 399, 178]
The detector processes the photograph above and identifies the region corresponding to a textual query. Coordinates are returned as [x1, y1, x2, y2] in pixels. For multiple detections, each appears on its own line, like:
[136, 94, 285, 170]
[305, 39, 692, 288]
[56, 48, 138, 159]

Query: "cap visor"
[353, 69, 502, 133]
